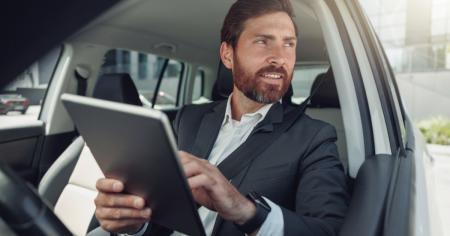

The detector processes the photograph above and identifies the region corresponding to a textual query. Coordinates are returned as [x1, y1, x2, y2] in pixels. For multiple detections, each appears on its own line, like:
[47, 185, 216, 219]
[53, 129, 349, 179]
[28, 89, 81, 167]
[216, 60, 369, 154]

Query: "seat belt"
[212, 78, 328, 236]
[218, 77, 327, 182]
[74, 66, 89, 96]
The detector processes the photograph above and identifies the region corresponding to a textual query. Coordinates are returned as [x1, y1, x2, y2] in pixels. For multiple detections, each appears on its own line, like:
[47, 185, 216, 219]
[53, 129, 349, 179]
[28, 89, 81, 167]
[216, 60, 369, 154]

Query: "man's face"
[221, 11, 297, 104]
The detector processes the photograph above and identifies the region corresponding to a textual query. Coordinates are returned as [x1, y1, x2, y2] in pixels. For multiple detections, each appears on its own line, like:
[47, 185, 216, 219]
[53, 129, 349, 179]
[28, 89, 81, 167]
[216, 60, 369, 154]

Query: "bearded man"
[94, 0, 350, 235]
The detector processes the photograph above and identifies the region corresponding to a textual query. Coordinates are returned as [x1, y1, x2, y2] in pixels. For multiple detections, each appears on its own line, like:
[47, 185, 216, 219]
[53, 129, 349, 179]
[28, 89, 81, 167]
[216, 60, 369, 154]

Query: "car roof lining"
[69, 0, 327, 68]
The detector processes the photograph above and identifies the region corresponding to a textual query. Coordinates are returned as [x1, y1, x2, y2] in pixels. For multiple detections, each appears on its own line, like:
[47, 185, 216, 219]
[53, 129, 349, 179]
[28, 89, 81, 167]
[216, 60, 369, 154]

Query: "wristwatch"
[235, 191, 271, 234]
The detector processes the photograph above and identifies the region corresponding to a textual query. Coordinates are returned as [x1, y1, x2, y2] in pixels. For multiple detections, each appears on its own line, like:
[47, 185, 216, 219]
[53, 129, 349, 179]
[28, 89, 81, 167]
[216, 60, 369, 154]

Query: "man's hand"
[94, 178, 152, 234]
[178, 151, 256, 225]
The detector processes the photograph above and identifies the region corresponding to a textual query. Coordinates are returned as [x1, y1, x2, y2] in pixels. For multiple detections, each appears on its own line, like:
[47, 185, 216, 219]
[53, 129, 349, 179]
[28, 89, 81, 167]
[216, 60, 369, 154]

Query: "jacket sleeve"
[282, 124, 350, 236]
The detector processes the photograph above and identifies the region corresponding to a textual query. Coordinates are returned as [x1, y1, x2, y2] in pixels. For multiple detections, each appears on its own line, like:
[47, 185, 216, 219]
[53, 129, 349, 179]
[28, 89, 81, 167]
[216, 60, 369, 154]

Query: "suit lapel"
[190, 101, 227, 159]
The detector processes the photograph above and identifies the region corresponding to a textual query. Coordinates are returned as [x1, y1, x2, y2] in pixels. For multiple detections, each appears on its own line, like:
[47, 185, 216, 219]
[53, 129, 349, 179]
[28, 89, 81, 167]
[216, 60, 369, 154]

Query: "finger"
[95, 193, 146, 209]
[183, 161, 204, 177]
[96, 178, 124, 193]
[100, 219, 147, 233]
[96, 207, 152, 220]
[187, 174, 216, 190]
[178, 151, 192, 164]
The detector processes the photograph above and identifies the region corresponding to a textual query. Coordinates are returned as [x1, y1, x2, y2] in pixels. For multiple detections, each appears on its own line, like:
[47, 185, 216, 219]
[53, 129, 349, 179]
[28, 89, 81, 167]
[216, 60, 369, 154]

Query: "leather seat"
[305, 69, 348, 172]
[38, 73, 142, 235]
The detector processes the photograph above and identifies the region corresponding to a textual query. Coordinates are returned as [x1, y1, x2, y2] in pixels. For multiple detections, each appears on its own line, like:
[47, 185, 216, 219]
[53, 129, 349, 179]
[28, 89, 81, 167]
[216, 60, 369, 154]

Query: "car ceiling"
[0, 0, 119, 90]
[70, 0, 328, 67]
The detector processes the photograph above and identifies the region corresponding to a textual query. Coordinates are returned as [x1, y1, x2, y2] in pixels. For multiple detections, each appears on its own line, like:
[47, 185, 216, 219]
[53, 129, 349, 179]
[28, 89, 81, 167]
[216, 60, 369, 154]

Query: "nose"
[267, 46, 286, 66]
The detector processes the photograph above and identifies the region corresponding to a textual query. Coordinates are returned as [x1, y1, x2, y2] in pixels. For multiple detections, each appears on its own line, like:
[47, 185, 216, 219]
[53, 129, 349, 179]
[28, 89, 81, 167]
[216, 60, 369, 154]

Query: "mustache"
[256, 65, 288, 79]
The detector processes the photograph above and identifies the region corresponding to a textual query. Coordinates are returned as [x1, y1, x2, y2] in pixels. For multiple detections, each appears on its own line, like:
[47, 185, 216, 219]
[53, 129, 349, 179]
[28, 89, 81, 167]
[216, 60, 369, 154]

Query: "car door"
[0, 1, 120, 186]
[330, 0, 415, 235]
[0, 47, 79, 185]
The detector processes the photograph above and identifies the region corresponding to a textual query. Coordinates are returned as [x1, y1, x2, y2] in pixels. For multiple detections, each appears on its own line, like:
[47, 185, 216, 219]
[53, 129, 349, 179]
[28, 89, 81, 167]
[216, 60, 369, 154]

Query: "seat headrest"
[309, 68, 340, 108]
[211, 62, 294, 104]
[211, 62, 234, 101]
[93, 73, 142, 106]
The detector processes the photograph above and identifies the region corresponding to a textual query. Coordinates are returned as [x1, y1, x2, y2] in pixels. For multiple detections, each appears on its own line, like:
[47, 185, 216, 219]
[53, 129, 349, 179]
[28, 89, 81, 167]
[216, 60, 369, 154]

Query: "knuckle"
[95, 208, 103, 218]
[191, 161, 201, 169]
[107, 197, 115, 206]
[95, 193, 106, 206]
[96, 178, 106, 190]
[94, 196, 100, 206]
[127, 197, 136, 207]
[112, 209, 121, 219]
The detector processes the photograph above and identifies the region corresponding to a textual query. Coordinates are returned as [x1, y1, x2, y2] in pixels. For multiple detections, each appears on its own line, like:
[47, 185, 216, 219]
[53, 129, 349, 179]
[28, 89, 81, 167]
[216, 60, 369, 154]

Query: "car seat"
[38, 73, 142, 235]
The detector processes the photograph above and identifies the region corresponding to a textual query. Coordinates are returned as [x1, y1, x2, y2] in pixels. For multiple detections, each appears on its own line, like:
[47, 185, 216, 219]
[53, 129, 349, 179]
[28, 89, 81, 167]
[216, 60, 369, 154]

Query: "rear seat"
[305, 69, 348, 172]
[38, 73, 142, 235]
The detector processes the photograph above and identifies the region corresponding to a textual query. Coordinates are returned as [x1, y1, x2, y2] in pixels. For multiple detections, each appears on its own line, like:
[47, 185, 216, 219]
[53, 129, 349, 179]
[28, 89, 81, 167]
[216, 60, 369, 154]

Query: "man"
[94, 0, 350, 235]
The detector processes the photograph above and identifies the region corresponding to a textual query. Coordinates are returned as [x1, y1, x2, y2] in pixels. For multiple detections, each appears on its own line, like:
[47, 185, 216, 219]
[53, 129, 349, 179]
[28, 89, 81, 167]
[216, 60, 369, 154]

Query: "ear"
[220, 42, 234, 70]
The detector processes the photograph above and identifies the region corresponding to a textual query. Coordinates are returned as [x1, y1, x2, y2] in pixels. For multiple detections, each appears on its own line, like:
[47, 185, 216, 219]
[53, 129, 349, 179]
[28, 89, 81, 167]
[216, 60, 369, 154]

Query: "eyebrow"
[254, 34, 297, 41]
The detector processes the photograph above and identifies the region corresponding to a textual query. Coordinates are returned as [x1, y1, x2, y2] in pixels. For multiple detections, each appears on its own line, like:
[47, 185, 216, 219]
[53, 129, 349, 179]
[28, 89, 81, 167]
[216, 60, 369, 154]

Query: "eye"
[255, 39, 267, 45]
[284, 42, 296, 48]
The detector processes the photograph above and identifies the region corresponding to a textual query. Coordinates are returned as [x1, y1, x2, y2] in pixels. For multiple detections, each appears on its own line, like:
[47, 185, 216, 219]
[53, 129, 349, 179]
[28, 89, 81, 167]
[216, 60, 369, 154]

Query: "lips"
[261, 72, 283, 79]
[256, 65, 288, 81]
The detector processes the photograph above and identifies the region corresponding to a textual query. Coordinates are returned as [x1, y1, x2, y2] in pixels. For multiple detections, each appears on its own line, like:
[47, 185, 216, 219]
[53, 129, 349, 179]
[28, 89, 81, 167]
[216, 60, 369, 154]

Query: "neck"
[230, 86, 265, 121]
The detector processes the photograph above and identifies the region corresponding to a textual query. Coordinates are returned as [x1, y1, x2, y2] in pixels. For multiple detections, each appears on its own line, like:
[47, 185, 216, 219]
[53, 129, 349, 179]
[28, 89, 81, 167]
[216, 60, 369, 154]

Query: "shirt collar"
[222, 94, 274, 126]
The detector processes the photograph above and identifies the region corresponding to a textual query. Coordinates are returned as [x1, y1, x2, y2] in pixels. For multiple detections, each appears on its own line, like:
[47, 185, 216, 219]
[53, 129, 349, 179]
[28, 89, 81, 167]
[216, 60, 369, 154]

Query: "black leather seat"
[93, 73, 143, 106]
[309, 69, 340, 108]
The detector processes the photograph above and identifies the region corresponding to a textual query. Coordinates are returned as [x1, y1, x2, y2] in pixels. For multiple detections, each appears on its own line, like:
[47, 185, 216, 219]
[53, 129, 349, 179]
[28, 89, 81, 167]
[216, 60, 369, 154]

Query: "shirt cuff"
[252, 197, 284, 236]
[118, 222, 149, 236]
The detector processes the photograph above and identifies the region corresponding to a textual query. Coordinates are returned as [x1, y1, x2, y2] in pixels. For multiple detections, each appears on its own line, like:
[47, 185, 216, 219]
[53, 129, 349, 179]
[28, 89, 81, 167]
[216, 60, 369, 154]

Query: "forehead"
[241, 11, 297, 38]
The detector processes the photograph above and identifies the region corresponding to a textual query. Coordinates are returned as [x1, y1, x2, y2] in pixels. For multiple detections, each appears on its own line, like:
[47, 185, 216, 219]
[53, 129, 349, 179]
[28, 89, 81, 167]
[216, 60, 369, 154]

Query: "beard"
[232, 56, 292, 104]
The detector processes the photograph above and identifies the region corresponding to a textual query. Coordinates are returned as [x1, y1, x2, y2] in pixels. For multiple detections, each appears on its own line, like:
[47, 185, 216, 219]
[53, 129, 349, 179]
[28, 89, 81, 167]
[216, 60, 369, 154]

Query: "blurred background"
[360, 0, 450, 120]
[360, 0, 450, 148]
[359, 0, 450, 229]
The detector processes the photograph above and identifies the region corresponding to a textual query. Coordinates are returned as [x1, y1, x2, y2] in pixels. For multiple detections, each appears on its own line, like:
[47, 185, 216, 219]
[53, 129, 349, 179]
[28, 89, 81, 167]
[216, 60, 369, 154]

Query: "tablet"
[61, 93, 205, 236]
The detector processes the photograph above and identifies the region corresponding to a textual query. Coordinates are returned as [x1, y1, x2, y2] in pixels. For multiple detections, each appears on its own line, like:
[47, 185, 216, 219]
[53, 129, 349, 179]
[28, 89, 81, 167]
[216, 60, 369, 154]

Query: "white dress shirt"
[126, 95, 284, 236]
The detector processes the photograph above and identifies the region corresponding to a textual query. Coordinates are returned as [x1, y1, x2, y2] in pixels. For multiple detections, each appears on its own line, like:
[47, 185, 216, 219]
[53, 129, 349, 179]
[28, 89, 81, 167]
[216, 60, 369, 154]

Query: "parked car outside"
[0, 94, 30, 115]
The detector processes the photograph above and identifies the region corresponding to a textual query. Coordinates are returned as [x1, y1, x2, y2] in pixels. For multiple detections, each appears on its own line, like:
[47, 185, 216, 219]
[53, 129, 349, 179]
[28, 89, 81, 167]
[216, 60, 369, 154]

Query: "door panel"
[0, 122, 44, 183]
[339, 154, 396, 236]
[36, 131, 78, 181]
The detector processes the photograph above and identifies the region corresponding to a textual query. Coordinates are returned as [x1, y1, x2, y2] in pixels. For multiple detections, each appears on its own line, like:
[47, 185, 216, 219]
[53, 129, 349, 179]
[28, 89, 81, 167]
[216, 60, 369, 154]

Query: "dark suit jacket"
[146, 100, 349, 236]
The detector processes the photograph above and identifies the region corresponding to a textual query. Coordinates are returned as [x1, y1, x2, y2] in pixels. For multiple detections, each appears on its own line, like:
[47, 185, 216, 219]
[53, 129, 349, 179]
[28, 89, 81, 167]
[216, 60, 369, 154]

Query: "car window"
[291, 64, 329, 104]
[0, 46, 62, 119]
[99, 49, 184, 109]
[157, 60, 184, 108]
[192, 69, 205, 101]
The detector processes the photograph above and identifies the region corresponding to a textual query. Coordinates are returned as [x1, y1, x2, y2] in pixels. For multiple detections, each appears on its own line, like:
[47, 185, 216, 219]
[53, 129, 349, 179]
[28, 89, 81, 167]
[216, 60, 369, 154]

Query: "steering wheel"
[0, 162, 72, 236]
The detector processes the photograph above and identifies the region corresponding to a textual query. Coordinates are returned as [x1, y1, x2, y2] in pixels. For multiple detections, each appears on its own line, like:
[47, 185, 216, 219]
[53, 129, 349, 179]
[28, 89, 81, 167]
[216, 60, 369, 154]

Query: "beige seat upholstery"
[54, 145, 103, 235]
[38, 73, 144, 235]
[305, 69, 348, 172]
[306, 109, 347, 172]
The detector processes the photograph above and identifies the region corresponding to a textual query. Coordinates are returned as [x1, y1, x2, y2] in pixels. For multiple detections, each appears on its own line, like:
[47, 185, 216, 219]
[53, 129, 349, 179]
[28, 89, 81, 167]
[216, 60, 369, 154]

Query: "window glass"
[290, 64, 329, 104]
[157, 60, 183, 108]
[0, 46, 61, 119]
[192, 69, 204, 101]
[99, 49, 184, 109]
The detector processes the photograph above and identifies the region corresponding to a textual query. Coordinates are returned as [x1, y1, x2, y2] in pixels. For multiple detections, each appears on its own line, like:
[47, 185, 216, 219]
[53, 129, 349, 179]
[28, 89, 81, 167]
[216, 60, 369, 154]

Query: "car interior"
[1, 0, 375, 235]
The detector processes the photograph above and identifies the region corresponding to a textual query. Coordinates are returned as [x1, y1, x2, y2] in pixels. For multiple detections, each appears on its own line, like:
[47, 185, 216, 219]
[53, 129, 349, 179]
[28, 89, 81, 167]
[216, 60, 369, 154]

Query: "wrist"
[234, 192, 271, 234]
[234, 196, 257, 225]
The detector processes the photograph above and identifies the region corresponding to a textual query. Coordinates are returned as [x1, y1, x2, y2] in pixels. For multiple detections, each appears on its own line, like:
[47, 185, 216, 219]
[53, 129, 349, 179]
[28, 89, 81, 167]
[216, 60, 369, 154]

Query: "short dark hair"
[221, 0, 298, 48]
